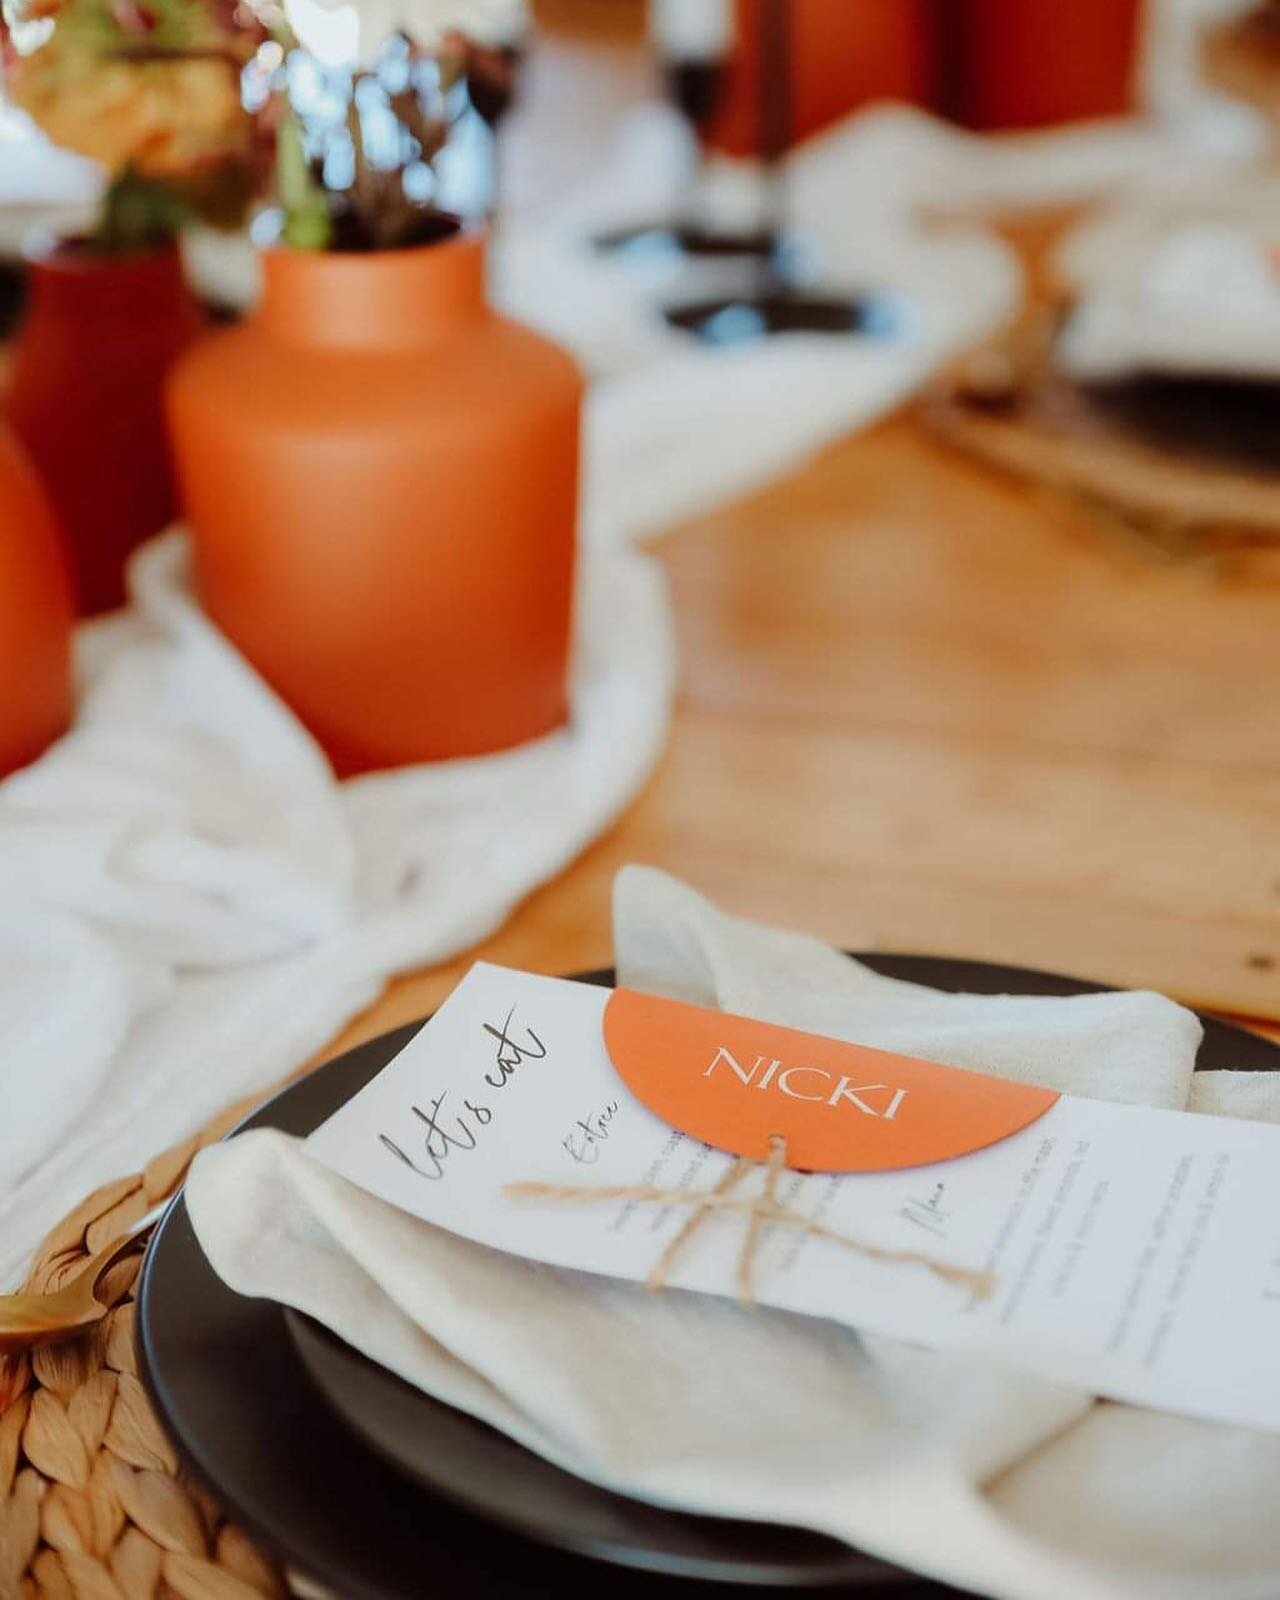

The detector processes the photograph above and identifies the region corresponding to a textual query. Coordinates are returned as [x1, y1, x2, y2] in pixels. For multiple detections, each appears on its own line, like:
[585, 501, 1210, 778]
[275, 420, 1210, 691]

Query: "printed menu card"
[307, 963, 1280, 1432]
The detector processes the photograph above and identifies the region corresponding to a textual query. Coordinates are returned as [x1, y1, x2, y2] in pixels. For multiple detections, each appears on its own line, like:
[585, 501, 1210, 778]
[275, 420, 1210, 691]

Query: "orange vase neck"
[258, 233, 490, 349]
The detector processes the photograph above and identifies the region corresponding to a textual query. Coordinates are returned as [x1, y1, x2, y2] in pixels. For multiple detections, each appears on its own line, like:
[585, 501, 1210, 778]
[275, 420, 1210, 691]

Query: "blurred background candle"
[651, 0, 734, 143]
[703, 0, 932, 158]
[937, 0, 1145, 132]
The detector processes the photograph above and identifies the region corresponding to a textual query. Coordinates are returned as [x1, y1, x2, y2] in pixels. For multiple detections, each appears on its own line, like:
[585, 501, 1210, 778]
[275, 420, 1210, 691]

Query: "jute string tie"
[506, 1134, 995, 1304]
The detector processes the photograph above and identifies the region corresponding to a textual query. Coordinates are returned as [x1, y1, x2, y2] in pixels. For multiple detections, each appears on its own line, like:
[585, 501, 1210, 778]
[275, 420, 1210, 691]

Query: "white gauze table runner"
[0, 536, 672, 1287]
[188, 867, 1280, 1600]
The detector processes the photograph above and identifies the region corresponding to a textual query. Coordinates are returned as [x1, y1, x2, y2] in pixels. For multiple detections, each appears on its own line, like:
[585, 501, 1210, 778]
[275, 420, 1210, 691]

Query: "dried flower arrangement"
[0, 0, 263, 250]
[0, 0, 526, 253]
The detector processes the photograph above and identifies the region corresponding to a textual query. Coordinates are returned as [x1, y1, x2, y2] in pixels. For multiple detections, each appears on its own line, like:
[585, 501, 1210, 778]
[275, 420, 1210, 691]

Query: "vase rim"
[257, 227, 490, 347]
[260, 225, 483, 271]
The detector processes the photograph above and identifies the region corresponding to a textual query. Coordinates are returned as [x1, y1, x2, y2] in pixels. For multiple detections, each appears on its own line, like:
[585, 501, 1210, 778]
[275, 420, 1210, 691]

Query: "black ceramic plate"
[137, 957, 1280, 1600]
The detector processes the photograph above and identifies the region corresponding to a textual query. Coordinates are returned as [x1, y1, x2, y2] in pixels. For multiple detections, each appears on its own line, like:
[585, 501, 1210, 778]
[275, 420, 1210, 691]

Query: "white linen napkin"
[187, 867, 1280, 1600]
[0, 538, 673, 1287]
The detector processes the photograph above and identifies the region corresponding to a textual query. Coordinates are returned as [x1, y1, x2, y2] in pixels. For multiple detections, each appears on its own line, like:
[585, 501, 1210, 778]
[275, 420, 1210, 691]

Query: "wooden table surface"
[319, 13, 1280, 1061]
[330, 409, 1278, 1055]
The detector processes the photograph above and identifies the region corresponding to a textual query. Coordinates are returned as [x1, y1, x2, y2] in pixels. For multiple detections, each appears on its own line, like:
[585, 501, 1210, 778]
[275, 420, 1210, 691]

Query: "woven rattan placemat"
[0, 1088, 285, 1600]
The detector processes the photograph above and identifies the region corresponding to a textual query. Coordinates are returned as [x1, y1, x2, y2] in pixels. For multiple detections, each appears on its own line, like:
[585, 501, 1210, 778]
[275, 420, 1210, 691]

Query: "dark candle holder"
[662, 0, 893, 345]
[594, 48, 776, 266]
[466, 41, 525, 131]
[462, 35, 527, 218]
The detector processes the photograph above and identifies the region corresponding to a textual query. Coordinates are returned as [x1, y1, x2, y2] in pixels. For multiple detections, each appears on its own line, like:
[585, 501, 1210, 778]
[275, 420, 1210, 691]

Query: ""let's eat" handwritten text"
[378, 1005, 547, 1181]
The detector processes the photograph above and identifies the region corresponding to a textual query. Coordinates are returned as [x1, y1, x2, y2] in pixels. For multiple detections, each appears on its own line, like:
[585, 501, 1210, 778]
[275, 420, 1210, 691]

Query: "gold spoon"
[0, 1234, 145, 1355]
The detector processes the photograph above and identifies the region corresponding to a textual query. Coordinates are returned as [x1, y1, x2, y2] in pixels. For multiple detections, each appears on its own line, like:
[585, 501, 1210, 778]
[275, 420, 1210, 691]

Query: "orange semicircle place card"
[603, 989, 1059, 1172]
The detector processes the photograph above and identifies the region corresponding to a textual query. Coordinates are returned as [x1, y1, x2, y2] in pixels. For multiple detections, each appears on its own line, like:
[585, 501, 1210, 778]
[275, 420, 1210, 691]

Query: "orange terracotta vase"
[167, 232, 581, 776]
[0, 423, 74, 779]
[6, 243, 203, 616]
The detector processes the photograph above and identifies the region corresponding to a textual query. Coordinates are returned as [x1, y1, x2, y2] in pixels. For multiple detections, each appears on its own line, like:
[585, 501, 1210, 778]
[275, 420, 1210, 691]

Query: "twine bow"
[506, 1135, 994, 1305]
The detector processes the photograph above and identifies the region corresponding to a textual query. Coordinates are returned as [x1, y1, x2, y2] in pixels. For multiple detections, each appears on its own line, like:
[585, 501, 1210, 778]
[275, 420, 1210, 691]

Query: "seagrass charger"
[0, 1087, 285, 1600]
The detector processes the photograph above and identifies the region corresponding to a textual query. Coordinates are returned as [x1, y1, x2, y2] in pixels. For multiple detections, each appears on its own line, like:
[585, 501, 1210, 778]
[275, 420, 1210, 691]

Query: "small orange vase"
[167, 232, 581, 776]
[0, 423, 74, 779]
[6, 242, 203, 616]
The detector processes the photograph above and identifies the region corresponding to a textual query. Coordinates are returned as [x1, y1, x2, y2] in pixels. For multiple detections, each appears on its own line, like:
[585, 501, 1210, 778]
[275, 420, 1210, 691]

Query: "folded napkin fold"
[188, 868, 1280, 1600]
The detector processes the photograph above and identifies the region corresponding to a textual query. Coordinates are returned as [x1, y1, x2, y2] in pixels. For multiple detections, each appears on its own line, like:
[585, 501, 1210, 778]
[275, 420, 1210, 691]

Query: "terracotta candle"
[703, 0, 933, 156]
[938, 0, 1145, 131]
